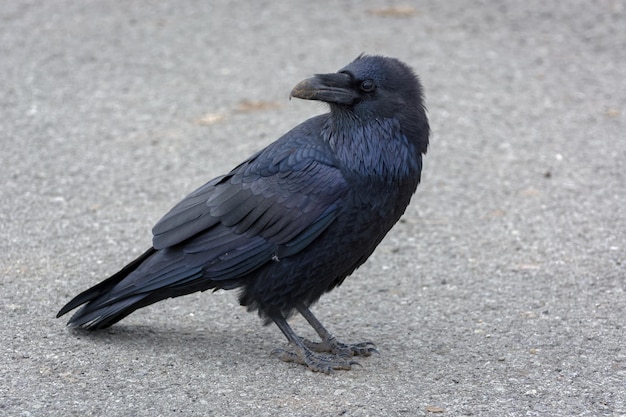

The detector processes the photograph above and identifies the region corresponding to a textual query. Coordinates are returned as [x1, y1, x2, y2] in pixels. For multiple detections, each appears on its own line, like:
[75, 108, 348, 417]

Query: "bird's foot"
[300, 335, 378, 357]
[271, 346, 361, 374]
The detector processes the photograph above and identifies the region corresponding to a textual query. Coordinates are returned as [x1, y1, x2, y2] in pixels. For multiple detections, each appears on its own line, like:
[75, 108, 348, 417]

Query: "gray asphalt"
[2, 1, 625, 416]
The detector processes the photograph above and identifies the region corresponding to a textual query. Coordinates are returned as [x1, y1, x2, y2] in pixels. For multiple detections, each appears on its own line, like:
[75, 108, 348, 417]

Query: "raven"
[57, 55, 429, 373]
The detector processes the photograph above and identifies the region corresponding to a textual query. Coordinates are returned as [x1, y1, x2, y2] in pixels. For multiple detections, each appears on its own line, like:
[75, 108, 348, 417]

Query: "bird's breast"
[325, 117, 421, 186]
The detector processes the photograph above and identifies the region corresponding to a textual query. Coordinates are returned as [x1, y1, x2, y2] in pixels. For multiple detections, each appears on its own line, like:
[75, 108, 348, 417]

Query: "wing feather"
[148, 120, 348, 285]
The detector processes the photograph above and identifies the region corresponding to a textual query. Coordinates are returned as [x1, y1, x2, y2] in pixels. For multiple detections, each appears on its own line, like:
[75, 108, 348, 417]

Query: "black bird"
[57, 55, 429, 373]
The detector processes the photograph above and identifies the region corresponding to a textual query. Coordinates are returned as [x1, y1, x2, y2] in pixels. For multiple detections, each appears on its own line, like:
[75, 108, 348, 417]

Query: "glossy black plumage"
[57, 55, 429, 372]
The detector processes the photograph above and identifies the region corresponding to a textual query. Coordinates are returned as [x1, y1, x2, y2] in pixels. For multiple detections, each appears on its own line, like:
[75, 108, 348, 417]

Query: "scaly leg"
[296, 304, 378, 357]
[271, 313, 359, 373]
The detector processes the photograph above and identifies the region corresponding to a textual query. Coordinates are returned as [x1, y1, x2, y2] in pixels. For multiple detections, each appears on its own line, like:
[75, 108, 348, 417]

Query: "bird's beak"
[290, 72, 357, 105]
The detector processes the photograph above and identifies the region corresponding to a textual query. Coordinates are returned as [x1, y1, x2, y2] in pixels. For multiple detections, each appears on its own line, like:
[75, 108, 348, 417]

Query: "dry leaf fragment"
[426, 406, 445, 413]
[368, 6, 418, 17]
[236, 99, 281, 112]
[195, 113, 225, 125]
[520, 187, 540, 196]
[515, 264, 540, 271]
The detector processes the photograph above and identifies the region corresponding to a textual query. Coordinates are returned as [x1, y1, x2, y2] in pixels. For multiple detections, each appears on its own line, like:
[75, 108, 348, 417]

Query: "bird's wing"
[150, 132, 347, 281]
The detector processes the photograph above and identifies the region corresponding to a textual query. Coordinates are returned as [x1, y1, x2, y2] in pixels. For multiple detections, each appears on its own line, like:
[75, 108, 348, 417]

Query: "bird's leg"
[270, 313, 359, 373]
[296, 304, 378, 358]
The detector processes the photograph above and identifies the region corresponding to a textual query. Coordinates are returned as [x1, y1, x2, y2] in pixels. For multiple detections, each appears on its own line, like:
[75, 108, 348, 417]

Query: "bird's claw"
[299, 336, 378, 357]
[271, 347, 361, 374]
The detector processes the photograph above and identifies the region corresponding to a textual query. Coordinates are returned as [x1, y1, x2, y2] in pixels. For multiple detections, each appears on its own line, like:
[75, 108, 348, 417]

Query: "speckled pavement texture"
[1, 1, 624, 416]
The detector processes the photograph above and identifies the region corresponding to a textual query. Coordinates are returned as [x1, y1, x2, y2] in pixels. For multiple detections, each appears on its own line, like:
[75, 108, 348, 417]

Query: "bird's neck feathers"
[322, 113, 422, 186]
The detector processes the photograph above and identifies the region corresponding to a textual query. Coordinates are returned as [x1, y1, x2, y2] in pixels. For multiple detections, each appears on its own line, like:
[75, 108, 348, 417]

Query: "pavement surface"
[2, 1, 625, 416]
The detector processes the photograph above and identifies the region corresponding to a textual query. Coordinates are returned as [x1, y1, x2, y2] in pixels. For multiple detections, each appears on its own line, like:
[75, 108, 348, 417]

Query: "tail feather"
[66, 294, 148, 330]
[57, 247, 222, 330]
[57, 248, 161, 329]
[57, 248, 157, 318]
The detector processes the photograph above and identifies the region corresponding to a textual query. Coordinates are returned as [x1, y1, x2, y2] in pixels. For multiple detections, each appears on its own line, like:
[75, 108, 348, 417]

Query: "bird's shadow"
[66, 322, 277, 362]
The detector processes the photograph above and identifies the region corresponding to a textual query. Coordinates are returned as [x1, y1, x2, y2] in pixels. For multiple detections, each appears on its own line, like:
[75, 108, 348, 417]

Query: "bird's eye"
[360, 80, 376, 93]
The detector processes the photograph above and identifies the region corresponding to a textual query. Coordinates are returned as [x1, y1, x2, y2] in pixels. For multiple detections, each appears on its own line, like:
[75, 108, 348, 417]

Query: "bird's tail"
[56, 248, 211, 330]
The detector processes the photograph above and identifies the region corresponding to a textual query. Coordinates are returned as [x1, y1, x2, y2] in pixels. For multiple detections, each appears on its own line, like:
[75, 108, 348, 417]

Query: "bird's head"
[290, 55, 428, 153]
